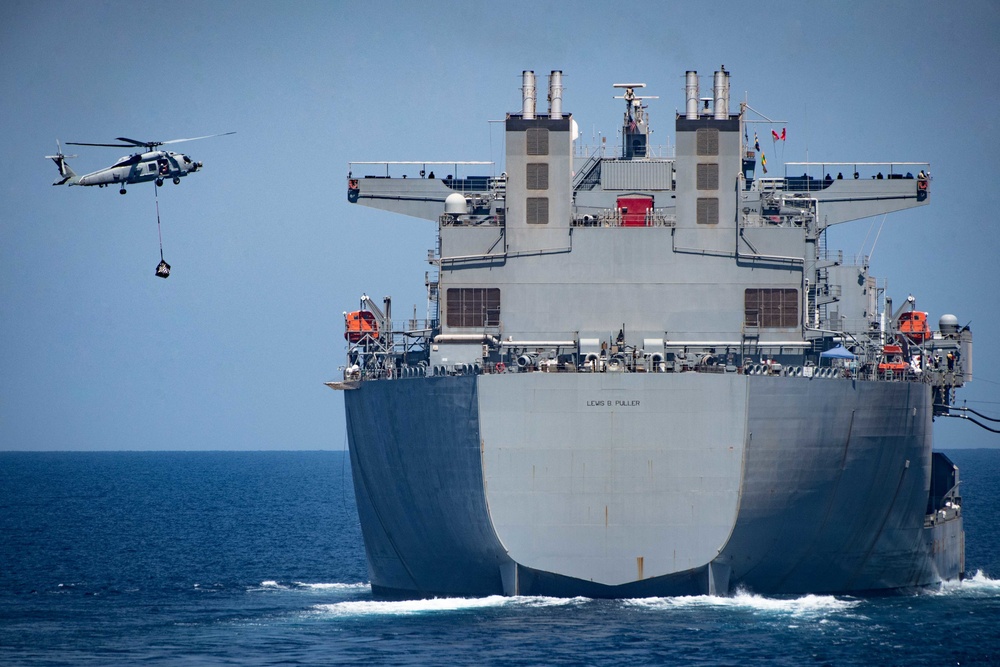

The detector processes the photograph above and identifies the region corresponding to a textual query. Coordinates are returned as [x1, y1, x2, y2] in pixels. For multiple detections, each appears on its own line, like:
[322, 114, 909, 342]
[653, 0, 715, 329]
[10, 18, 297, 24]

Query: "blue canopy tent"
[820, 344, 855, 365]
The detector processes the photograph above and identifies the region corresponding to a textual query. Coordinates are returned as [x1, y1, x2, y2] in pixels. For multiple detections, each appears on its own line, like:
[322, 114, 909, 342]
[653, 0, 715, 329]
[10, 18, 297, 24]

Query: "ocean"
[1, 449, 998, 666]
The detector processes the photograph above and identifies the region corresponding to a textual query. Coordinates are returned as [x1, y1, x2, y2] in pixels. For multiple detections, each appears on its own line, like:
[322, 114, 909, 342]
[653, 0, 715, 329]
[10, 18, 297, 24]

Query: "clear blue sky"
[2, 1, 998, 450]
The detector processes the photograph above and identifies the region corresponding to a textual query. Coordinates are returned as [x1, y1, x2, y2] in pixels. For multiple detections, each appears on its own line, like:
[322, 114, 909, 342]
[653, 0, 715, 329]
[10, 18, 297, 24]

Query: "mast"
[613, 83, 657, 159]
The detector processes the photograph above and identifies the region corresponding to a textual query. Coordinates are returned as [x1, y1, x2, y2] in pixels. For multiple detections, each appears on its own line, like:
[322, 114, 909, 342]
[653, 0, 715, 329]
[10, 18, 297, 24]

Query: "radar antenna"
[612, 84, 657, 159]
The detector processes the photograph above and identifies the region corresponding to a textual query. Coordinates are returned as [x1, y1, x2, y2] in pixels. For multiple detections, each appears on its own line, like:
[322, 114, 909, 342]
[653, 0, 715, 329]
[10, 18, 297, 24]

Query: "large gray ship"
[332, 68, 971, 599]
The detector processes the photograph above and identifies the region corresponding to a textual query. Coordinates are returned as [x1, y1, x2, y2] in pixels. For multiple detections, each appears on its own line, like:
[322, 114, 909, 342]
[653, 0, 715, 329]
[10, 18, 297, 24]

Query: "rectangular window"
[696, 197, 719, 225]
[744, 288, 799, 328]
[446, 288, 501, 328]
[697, 163, 719, 190]
[526, 128, 549, 155]
[526, 163, 549, 190]
[696, 128, 719, 156]
[526, 197, 549, 224]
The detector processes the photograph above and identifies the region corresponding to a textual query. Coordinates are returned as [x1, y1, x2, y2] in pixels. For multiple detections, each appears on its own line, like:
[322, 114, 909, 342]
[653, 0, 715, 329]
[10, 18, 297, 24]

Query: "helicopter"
[46, 132, 235, 194]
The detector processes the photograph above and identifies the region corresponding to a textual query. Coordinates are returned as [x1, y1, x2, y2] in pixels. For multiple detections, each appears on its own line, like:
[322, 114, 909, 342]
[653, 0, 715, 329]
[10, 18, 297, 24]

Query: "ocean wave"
[251, 580, 371, 593]
[293, 582, 372, 591]
[312, 595, 587, 617]
[193, 583, 226, 591]
[625, 588, 860, 617]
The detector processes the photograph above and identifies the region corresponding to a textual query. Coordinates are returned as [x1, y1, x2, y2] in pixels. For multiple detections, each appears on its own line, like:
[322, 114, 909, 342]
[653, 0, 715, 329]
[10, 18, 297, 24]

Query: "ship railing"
[348, 345, 932, 384]
[344, 362, 433, 382]
[388, 319, 436, 346]
[574, 143, 676, 159]
[572, 209, 676, 227]
[851, 252, 871, 267]
[440, 212, 504, 227]
[872, 367, 918, 383]
[389, 364, 433, 380]
[348, 160, 496, 181]
[784, 161, 930, 183]
[756, 178, 788, 193]
[347, 161, 506, 198]
[755, 162, 930, 195]
[821, 249, 845, 264]
[377, 356, 931, 382]
[741, 212, 811, 228]
[742, 365, 858, 380]
[344, 318, 440, 380]
[695, 363, 727, 374]
[924, 502, 960, 528]
[824, 318, 872, 337]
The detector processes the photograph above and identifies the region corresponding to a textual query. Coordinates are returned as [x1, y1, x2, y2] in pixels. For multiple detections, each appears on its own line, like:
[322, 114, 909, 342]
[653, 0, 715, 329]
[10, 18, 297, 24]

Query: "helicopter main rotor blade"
[157, 132, 236, 146]
[114, 137, 155, 147]
[66, 132, 235, 150]
[66, 141, 138, 148]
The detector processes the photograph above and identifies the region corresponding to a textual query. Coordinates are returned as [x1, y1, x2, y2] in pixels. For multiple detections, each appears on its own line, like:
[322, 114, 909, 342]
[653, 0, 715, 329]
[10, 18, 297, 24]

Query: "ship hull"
[344, 373, 963, 598]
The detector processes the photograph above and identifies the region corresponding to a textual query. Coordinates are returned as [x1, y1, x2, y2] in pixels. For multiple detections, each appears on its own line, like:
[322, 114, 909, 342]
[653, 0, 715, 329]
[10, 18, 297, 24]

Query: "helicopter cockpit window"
[148, 164, 157, 173]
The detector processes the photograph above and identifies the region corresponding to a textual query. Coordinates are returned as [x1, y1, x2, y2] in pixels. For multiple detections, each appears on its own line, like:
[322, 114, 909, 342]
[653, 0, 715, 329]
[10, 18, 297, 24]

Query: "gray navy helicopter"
[46, 132, 234, 194]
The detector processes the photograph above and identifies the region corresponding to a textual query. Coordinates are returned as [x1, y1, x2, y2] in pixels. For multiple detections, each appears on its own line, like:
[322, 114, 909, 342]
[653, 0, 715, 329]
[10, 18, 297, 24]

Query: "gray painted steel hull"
[344, 373, 963, 598]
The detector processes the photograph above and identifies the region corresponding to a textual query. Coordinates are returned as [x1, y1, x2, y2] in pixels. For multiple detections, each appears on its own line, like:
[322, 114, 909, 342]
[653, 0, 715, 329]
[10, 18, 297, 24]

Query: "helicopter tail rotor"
[45, 140, 79, 186]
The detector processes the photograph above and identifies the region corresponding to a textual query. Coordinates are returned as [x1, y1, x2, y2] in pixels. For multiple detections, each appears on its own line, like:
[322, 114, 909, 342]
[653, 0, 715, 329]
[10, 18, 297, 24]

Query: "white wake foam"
[251, 580, 371, 593]
[935, 569, 1000, 596]
[313, 594, 586, 617]
[293, 582, 372, 591]
[626, 588, 860, 617]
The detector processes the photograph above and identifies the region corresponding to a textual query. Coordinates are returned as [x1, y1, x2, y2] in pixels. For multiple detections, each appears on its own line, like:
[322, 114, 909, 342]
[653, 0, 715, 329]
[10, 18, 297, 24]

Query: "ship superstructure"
[335, 69, 968, 598]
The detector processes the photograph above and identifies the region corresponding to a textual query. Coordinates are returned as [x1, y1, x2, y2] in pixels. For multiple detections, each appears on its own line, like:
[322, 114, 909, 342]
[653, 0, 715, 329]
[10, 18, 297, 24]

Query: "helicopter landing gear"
[155, 178, 164, 187]
[119, 187, 127, 195]
[172, 177, 180, 185]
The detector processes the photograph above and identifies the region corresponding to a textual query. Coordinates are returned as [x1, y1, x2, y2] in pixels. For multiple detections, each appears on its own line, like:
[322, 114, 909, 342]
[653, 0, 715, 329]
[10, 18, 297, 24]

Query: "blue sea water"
[1, 449, 998, 666]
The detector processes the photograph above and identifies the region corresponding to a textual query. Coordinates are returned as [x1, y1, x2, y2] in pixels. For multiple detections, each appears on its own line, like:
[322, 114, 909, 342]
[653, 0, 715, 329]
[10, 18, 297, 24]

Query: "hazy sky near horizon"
[2, 1, 999, 450]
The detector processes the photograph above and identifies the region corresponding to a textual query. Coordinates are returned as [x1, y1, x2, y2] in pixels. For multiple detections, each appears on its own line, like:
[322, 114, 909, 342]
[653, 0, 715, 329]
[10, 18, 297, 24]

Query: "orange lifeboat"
[878, 343, 909, 372]
[345, 311, 378, 342]
[898, 311, 930, 342]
